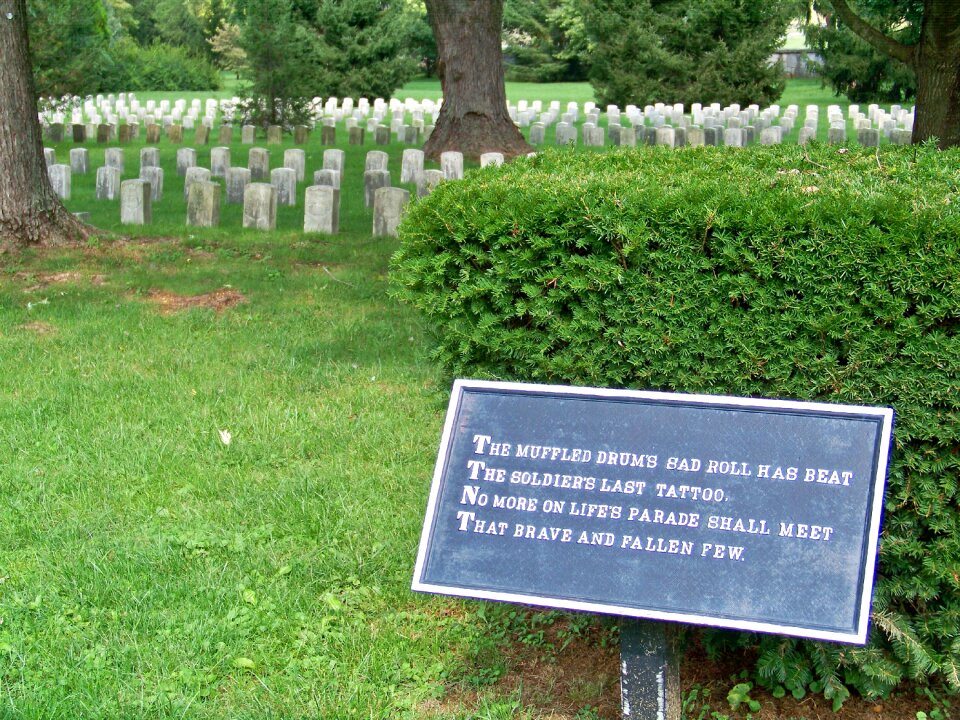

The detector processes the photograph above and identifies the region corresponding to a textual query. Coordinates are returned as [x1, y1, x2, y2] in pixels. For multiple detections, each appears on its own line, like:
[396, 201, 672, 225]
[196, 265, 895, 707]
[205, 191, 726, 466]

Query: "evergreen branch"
[872, 609, 937, 675]
[826, 0, 915, 65]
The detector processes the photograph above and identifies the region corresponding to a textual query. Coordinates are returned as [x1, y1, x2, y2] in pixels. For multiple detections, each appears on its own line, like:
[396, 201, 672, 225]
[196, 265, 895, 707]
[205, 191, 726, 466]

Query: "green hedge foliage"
[391, 144, 960, 702]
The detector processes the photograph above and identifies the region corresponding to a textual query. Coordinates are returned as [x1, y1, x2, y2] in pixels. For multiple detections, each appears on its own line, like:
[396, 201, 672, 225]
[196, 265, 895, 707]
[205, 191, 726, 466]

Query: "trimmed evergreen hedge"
[391, 144, 960, 703]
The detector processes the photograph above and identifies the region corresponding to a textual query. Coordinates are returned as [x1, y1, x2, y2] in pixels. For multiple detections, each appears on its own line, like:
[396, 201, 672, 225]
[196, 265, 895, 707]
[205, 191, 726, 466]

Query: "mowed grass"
[0, 228, 471, 717]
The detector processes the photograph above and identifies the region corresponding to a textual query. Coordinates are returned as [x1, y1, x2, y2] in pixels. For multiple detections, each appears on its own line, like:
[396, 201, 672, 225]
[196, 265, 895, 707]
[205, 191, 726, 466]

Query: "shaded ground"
[439, 612, 949, 719]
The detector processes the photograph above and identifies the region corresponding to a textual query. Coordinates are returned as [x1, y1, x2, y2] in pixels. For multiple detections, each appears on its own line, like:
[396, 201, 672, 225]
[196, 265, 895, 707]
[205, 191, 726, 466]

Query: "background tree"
[27, 0, 113, 96]
[583, 0, 794, 108]
[28, 0, 222, 95]
[208, 20, 247, 77]
[423, 0, 531, 160]
[236, 0, 320, 126]
[236, 0, 420, 125]
[817, 0, 959, 147]
[1, 0, 87, 246]
[502, 0, 590, 82]
[313, 0, 419, 99]
[806, 0, 919, 103]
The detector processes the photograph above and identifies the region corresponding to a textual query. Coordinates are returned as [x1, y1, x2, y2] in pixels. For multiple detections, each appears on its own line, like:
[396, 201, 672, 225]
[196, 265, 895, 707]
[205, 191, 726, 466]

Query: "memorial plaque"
[412, 380, 893, 644]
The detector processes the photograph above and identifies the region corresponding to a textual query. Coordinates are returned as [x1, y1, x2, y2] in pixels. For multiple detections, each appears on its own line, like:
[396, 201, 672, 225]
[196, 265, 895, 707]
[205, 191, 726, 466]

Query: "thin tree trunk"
[0, 0, 87, 247]
[423, 0, 532, 161]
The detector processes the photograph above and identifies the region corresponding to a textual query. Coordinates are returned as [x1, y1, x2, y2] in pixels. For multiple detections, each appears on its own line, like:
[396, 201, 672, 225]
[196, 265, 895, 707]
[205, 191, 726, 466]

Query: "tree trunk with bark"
[911, 3, 960, 148]
[829, 0, 960, 149]
[0, 0, 87, 248]
[423, 0, 532, 161]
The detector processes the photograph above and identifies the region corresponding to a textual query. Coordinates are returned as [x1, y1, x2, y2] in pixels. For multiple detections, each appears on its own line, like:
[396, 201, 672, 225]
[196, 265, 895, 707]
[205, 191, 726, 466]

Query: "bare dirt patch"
[17, 321, 56, 336]
[432, 614, 942, 720]
[142, 288, 247, 315]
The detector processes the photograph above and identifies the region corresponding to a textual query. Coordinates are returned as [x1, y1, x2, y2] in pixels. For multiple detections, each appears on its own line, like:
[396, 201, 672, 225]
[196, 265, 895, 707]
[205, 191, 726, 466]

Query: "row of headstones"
[537, 121, 909, 148]
[51, 148, 503, 237]
[113, 179, 408, 237]
[532, 102, 913, 147]
[43, 94, 436, 130]
[42, 119, 435, 148]
[48, 93, 917, 141]
[44, 145, 484, 204]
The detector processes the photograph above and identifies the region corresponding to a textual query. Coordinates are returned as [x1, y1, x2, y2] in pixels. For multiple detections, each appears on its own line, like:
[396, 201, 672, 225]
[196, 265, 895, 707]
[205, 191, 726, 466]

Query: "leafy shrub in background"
[391, 145, 960, 703]
[28, 0, 221, 95]
[114, 41, 223, 92]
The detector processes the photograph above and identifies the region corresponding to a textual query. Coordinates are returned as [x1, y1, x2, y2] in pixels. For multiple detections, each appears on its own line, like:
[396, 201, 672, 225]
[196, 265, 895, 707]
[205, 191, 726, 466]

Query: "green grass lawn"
[0, 226, 532, 718]
[5, 77, 925, 719]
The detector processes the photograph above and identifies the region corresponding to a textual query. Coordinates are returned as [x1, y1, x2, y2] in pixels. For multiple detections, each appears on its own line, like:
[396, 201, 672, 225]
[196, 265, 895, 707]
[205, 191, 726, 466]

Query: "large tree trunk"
[829, 0, 960, 149]
[0, 0, 87, 248]
[423, 0, 532, 161]
[910, 1, 960, 148]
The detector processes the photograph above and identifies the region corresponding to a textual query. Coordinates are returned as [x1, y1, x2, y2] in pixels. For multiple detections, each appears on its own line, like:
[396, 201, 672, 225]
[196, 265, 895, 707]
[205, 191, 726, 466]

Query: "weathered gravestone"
[374, 126, 391, 145]
[242, 183, 277, 230]
[372, 186, 409, 238]
[322, 149, 346, 180]
[186, 181, 221, 228]
[47, 164, 71, 200]
[440, 151, 464, 180]
[304, 185, 339, 235]
[96, 166, 121, 200]
[480, 152, 504, 168]
[105, 148, 124, 175]
[184, 166, 211, 201]
[400, 149, 424, 184]
[120, 179, 151, 225]
[313, 168, 341, 190]
[363, 169, 391, 208]
[416, 169, 444, 198]
[225, 167, 252, 205]
[176, 148, 198, 177]
[248, 148, 270, 181]
[69, 148, 89, 175]
[365, 150, 389, 173]
[211, 147, 231, 178]
[413, 381, 894, 719]
[271, 167, 297, 207]
[529, 123, 546, 145]
[283, 149, 306, 182]
[140, 147, 159, 169]
[139, 166, 163, 201]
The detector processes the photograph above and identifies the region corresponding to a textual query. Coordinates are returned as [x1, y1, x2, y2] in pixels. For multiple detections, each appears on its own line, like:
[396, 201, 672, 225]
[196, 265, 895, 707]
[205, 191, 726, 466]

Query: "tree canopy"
[583, 0, 794, 109]
[502, 0, 591, 83]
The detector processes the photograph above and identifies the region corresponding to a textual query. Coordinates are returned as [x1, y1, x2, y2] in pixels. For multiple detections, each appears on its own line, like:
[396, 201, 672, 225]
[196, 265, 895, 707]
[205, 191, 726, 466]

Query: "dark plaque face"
[412, 381, 894, 644]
